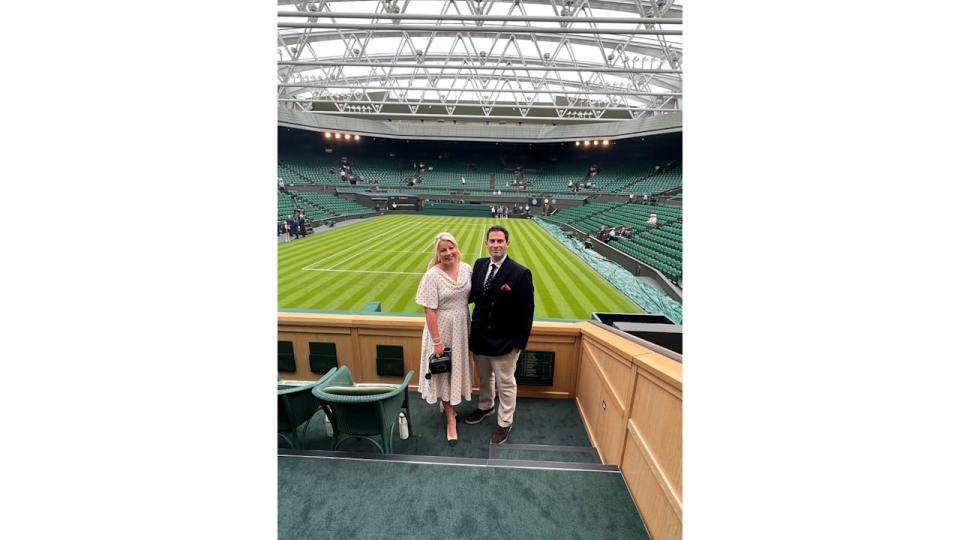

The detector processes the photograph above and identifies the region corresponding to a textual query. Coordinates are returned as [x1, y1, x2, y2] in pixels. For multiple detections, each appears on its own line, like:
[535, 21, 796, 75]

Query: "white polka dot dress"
[415, 262, 472, 405]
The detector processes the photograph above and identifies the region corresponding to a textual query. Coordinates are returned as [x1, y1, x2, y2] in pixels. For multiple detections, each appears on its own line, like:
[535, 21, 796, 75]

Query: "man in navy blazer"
[464, 225, 535, 444]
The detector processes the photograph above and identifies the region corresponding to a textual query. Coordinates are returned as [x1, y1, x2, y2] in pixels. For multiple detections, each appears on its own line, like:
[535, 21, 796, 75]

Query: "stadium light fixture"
[575, 141, 580, 146]
[354, 134, 360, 141]
[334, 133, 341, 139]
[602, 140, 610, 146]
[593, 140, 599, 146]
[324, 132, 331, 138]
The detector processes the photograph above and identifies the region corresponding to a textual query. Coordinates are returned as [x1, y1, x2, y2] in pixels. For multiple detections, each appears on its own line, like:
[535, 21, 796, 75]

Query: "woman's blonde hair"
[428, 231, 461, 269]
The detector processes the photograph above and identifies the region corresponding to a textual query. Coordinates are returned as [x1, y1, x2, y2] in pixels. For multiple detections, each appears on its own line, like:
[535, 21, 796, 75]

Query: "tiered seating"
[615, 164, 682, 195]
[280, 154, 422, 188]
[550, 202, 623, 228]
[611, 209, 682, 281]
[349, 157, 409, 186]
[279, 156, 342, 185]
[278, 191, 329, 222]
[552, 201, 683, 281]
[601, 203, 681, 227]
[278, 166, 302, 187]
[278, 191, 297, 221]
[421, 171, 491, 190]
[281, 147, 681, 196]
[290, 191, 375, 218]
[419, 155, 496, 190]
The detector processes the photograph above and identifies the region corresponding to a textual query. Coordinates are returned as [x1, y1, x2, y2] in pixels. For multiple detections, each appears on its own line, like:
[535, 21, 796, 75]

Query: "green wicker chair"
[277, 367, 337, 449]
[312, 366, 414, 454]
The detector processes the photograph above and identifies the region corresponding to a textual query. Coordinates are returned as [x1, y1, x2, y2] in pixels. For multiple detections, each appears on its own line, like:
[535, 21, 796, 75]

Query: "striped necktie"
[483, 263, 499, 293]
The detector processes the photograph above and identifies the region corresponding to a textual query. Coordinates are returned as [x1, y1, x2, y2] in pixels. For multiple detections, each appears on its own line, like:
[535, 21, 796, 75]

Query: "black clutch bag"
[424, 348, 452, 379]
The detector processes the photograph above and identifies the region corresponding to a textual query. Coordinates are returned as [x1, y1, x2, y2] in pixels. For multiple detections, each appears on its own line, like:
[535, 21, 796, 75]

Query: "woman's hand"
[433, 343, 445, 357]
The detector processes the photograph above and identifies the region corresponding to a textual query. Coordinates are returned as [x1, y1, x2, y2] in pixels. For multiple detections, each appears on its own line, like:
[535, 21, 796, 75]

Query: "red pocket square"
[500, 284, 512, 291]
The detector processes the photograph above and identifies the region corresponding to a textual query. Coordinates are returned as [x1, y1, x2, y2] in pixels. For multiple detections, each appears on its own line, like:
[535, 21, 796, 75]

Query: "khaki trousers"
[473, 349, 521, 428]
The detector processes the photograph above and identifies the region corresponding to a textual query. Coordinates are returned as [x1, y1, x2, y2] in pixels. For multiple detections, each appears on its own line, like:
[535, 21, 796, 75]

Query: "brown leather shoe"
[490, 425, 511, 445]
[464, 407, 495, 425]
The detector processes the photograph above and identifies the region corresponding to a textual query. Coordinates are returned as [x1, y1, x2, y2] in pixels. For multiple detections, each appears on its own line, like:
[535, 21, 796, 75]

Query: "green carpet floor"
[278, 455, 650, 539]
[282, 396, 598, 463]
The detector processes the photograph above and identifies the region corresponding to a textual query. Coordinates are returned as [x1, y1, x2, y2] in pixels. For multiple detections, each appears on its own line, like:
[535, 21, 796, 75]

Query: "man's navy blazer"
[468, 256, 535, 356]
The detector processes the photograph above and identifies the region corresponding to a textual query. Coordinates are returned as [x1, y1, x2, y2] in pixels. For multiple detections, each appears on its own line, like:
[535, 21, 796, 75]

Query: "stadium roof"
[278, 0, 682, 125]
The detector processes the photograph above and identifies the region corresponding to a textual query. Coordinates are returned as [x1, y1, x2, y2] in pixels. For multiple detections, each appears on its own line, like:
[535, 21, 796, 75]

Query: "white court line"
[298, 214, 440, 270]
[476, 226, 486, 261]
[302, 219, 492, 271]
[302, 269, 422, 275]
[314, 223, 415, 271]
[296, 219, 397, 270]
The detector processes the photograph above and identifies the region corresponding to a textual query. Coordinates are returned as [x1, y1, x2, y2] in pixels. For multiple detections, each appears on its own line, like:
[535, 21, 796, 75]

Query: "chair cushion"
[323, 385, 397, 396]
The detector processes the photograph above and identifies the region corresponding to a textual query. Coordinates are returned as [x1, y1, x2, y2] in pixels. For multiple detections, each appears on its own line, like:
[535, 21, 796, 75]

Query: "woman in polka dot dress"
[415, 232, 473, 446]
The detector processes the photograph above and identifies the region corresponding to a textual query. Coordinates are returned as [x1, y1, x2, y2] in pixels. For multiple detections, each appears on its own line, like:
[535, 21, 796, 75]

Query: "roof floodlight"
[335, 133, 341, 139]
[593, 140, 599, 146]
[602, 140, 610, 146]
[575, 141, 580, 146]
[354, 135, 360, 141]
[324, 132, 331, 138]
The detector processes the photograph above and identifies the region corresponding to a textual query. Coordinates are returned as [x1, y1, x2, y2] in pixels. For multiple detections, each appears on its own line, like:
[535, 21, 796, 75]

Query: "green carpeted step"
[278, 455, 650, 539]
[491, 443, 601, 464]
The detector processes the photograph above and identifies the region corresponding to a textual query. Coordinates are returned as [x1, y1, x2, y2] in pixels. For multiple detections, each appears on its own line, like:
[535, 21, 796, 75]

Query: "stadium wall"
[279, 107, 681, 143]
[277, 312, 682, 540]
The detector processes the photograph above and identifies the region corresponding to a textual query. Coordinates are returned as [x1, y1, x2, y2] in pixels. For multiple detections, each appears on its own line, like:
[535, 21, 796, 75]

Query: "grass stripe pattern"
[278, 215, 642, 320]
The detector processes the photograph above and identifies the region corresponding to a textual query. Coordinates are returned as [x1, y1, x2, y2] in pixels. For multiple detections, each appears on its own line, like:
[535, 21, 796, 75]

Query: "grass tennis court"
[278, 215, 642, 320]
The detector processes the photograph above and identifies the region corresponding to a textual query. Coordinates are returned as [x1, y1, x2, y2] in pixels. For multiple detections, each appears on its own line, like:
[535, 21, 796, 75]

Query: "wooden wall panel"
[596, 384, 627, 464]
[277, 330, 352, 381]
[278, 313, 582, 397]
[578, 340, 635, 465]
[622, 423, 682, 540]
[629, 371, 683, 500]
[575, 351, 603, 445]
[585, 338, 636, 414]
